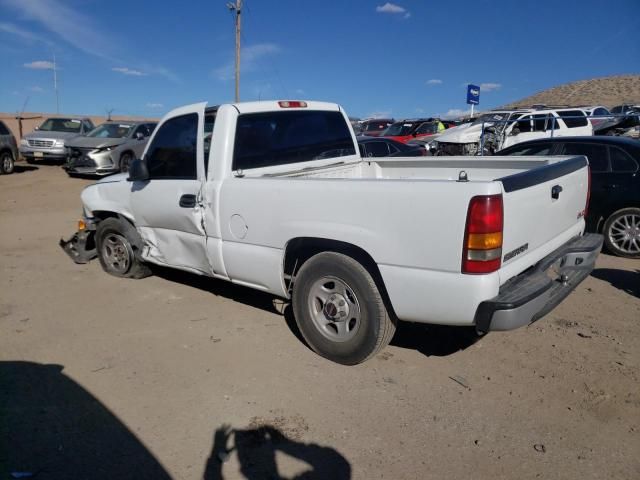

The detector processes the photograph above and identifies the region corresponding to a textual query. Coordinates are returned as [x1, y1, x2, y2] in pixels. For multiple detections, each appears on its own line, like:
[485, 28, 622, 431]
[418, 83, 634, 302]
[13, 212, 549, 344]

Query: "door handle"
[551, 185, 563, 200]
[179, 194, 197, 208]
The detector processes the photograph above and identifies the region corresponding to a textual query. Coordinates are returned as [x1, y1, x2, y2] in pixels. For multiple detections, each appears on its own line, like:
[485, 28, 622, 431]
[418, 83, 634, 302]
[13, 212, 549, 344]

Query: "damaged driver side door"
[129, 103, 211, 274]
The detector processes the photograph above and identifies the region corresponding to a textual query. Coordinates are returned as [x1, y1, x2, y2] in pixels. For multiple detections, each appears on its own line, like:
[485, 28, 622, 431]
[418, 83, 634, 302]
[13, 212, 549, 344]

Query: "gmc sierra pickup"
[61, 100, 602, 364]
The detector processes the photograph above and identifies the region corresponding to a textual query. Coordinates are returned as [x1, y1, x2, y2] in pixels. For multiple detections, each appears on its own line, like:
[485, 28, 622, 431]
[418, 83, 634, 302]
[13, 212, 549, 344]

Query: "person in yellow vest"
[437, 119, 446, 132]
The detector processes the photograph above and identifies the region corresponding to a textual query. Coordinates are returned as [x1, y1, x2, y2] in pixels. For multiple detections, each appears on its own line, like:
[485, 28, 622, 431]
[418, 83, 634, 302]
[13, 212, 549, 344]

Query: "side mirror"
[135, 132, 144, 140]
[127, 159, 149, 182]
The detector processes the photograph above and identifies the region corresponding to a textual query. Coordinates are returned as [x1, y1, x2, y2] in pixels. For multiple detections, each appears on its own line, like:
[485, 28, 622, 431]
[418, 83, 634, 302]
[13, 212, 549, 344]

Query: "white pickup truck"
[61, 100, 602, 364]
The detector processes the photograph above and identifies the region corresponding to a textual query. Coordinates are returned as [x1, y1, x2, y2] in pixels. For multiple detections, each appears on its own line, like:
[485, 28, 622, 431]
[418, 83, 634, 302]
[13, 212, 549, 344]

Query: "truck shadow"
[203, 424, 351, 479]
[152, 266, 479, 358]
[591, 268, 640, 299]
[0, 361, 171, 480]
[12, 165, 39, 174]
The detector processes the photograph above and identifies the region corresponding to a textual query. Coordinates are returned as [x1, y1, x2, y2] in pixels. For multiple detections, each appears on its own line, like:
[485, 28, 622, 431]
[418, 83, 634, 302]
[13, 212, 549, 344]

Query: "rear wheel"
[0, 151, 14, 174]
[96, 217, 152, 278]
[292, 252, 395, 365]
[603, 208, 640, 258]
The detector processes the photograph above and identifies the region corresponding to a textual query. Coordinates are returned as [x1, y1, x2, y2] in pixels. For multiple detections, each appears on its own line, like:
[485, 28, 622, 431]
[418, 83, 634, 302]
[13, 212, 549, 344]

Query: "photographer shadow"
[204, 424, 351, 480]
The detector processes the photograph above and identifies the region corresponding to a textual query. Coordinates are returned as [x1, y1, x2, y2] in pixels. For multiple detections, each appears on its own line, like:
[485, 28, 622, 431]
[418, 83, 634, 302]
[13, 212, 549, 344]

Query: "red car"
[359, 118, 394, 137]
[382, 118, 445, 143]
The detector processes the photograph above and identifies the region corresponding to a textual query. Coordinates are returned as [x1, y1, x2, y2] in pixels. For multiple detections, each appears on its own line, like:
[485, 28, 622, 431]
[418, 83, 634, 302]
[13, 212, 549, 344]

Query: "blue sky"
[1, 0, 638, 119]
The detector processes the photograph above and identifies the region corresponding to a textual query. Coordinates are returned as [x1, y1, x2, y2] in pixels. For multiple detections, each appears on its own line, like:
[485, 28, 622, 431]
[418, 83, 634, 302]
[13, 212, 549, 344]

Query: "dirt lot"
[1, 163, 639, 480]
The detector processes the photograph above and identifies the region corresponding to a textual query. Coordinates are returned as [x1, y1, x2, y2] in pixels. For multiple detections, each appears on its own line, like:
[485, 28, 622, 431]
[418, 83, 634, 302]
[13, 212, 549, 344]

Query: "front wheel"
[603, 208, 640, 258]
[96, 217, 152, 278]
[0, 151, 15, 174]
[292, 252, 396, 365]
[119, 152, 133, 173]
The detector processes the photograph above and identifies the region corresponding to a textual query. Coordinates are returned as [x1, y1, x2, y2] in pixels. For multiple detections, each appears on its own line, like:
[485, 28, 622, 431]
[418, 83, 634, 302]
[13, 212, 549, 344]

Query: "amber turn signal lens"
[78, 219, 86, 231]
[467, 232, 503, 250]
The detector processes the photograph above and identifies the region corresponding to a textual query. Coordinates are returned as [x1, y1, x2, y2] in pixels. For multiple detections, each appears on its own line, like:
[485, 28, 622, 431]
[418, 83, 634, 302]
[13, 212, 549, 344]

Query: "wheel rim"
[608, 213, 640, 255]
[2, 154, 12, 172]
[120, 154, 131, 173]
[307, 275, 361, 342]
[101, 233, 132, 273]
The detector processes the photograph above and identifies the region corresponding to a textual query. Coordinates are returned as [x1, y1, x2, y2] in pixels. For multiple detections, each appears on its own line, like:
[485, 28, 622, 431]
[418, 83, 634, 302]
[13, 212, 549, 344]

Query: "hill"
[501, 74, 640, 109]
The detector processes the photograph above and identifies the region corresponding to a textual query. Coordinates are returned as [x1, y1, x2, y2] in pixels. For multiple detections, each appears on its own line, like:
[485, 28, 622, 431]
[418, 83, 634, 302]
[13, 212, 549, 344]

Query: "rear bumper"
[474, 233, 603, 333]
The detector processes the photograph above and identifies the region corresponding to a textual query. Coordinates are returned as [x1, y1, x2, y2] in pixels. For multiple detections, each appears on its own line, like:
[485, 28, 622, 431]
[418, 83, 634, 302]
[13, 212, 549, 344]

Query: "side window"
[505, 143, 554, 155]
[557, 110, 588, 128]
[594, 108, 608, 116]
[610, 147, 638, 172]
[515, 116, 532, 133]
[0, 121, 10, 135]
[560, 143, 608, 172]
[366, 142, 390, 157]
[146, 124, 157, 136]
[145, 113, 198, 180]
[532, 114, 548, 132]
[133, 125, 147, 138]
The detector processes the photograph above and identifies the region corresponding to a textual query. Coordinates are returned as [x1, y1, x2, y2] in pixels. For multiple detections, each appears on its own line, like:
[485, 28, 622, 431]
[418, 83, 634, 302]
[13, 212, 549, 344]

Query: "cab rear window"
[233, 111, 355, 170]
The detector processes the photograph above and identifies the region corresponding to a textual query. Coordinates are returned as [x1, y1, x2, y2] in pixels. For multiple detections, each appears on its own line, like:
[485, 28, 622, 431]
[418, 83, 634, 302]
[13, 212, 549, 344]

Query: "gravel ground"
[1, 164, 639, 480]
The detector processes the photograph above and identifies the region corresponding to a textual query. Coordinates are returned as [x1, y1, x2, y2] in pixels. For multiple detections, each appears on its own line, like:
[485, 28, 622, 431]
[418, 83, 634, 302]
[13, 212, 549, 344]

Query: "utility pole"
[227, 0, 242, 102]
[53, 54, 59, 113]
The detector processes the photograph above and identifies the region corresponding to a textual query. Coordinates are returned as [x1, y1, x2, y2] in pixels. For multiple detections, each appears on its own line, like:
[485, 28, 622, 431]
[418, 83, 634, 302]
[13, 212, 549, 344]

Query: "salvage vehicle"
[382, 118, 444, 143]
[498, 136, 640, 258]
[594, 106, 640, 138]
[358, 118, 395, 137]
[432, 108, 593, 156]
[0, 120, 18, 174]
[64, 121, 157, 176]
[61, 100, 601, 365]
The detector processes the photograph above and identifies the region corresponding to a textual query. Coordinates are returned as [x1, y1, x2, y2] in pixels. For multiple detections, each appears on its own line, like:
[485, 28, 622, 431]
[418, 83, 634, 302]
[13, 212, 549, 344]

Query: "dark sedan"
[357, 136, 427, 158]
[498, 136, 640, 258]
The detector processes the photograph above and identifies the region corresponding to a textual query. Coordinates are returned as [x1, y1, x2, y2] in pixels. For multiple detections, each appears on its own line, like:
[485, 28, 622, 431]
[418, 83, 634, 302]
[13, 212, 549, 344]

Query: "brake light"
[278, 101, 307, 108]
[462, 195, 503, 274]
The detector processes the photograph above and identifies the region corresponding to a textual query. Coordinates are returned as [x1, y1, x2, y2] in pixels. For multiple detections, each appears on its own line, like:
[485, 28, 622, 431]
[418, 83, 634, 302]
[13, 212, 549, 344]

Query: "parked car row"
[13, 116, 157, 177]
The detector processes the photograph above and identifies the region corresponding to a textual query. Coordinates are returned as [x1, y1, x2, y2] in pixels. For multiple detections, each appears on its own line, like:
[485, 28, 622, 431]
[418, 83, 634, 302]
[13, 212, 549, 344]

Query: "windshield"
[383, 122, 415, 136]
[38, 118, 82, 133]
[364, 121, 390, 132]
[87, 123, 133, 138]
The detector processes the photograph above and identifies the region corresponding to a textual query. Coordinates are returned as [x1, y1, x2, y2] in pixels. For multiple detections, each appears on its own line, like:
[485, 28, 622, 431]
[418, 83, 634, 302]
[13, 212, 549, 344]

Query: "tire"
[602, 207, 640, 259]
[96, 217, 152, 278]
[0, 151, 14, 174]
[292, 252, 396, 365]
[119, 152, 133, 173]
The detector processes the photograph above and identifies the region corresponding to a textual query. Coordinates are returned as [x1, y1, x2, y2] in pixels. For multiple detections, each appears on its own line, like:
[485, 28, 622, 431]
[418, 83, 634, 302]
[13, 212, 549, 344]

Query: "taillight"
[462, 194, 503, 274]
[278, 101, 307, 108]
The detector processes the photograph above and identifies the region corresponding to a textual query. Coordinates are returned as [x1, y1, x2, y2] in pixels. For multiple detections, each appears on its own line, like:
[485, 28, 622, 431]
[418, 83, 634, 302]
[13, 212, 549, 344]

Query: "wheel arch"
[283, 237, 397, 319]
[598, 202, 640, 233]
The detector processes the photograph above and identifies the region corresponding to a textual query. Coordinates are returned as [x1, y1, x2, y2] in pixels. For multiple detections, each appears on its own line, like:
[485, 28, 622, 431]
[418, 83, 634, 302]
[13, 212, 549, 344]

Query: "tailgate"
[498, 156, 589, 284]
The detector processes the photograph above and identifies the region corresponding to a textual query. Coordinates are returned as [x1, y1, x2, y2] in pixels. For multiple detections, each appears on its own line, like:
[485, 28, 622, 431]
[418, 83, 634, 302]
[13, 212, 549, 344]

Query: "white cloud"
[426, 79, 442, 85]
[444, 108, 473, 119]
[29, 86, 44, 92]
[213, 43, 280, 81]
[3, 0, 115, 60]
[0, 21, 52, 45]
[146, 103, 164, 109]
[480, 82, 502, 92]
[366, 110, 393, 119]
[24, 60, 54, 70]
[112, 67, 146, 76]
[376, 3, 406, 14]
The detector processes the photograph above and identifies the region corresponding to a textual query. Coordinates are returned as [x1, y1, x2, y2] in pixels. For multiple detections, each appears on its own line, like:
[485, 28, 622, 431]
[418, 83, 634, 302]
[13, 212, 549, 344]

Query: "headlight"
[428, 140, 438, 150]
[20, 138, 28, 146]
[54, 139, 65, 147]
[95, 146, 114, 153]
